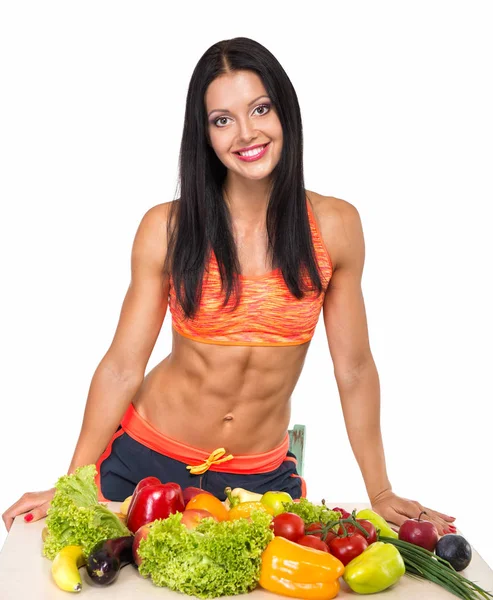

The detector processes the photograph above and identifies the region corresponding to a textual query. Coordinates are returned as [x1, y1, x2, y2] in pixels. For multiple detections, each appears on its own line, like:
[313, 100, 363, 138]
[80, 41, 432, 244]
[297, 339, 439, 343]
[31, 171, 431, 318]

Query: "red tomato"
[329, 534, 368, 565]
[337, 519, 377, 545]
[297, 535, 330, 552]
[322, 530, 338, 545]
[305, 522, 338, 544]
[272, 512, 305, 542]
[305, 522, 323, 539]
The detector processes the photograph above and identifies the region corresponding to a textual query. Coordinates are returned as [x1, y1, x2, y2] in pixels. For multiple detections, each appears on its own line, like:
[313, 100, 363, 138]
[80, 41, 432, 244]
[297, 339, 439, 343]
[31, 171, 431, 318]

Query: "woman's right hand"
[2, 488, 55, 532]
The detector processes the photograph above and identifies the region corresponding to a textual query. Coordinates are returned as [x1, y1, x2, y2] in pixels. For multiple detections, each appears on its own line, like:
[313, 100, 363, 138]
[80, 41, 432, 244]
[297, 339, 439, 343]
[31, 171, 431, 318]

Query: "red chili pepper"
[126, 481, 185, 533]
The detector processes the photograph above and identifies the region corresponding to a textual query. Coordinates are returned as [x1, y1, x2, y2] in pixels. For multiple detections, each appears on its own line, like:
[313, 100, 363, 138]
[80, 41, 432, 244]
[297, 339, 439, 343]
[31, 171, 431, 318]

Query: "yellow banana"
[51, 545, 85, 593]
[120, 495, 133, 516]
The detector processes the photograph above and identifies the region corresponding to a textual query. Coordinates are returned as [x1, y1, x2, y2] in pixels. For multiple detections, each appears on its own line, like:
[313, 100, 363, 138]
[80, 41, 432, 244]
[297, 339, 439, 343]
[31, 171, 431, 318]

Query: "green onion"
[379, 536, 493, 600]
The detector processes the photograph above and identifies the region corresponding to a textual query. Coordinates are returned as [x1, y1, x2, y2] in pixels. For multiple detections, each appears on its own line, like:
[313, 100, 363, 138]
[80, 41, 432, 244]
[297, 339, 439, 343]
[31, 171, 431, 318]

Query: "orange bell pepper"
[227, 501, 274, 520]
[259, 536, 345, 599]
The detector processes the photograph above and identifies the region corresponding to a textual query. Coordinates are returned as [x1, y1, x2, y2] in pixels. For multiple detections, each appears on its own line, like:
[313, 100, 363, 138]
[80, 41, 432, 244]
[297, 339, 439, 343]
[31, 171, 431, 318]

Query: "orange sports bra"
[168, 199, 333, 346]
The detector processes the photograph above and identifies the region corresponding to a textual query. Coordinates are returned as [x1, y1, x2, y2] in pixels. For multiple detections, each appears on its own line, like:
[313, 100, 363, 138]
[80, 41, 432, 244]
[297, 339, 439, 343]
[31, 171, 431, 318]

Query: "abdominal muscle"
[132, 327, 311, 455]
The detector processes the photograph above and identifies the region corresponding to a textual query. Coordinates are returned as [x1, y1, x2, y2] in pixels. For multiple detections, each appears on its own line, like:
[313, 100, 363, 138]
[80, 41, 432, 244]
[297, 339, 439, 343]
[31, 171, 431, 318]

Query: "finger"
[2, 495, 47, 531]
[431, 518, 452, 537]
[25, 503, 50, 524]
[2, 507, 32, 532]
[2, 513, 14, 533]
[2, 502, 34, 532]
[404, 507, 454, 536]
[421, 508, 458, 536]
[432, 510, 456, 522]
[387, 508, 451, 537]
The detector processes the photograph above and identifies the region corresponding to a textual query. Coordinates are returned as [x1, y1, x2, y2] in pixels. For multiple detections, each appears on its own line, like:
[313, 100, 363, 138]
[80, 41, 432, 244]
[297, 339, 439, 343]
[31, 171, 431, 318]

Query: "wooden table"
[1, 502, 492, 599]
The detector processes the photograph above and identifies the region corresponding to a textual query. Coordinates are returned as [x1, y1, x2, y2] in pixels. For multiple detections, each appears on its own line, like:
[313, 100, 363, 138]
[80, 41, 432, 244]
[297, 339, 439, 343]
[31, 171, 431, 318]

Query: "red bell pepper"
[126, 481, 185, 533]
[126, 476, 161, 519]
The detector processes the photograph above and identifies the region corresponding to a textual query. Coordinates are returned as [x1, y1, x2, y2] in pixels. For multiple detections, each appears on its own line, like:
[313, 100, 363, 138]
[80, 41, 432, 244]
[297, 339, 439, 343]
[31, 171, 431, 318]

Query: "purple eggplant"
[86, 536, 134, 585]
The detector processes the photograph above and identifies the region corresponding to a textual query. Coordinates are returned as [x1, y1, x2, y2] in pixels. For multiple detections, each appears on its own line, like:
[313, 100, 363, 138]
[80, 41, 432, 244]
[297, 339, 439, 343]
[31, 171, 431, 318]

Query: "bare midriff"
[132, 327, 311, 455]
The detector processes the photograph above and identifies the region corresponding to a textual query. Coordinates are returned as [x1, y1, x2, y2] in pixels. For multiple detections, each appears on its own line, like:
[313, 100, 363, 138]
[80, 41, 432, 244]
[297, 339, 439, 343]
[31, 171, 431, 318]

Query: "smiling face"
[205, 70, 283, 182]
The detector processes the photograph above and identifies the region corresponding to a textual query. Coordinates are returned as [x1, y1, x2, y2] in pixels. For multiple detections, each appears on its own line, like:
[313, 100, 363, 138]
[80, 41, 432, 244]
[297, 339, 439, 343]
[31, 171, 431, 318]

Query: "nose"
[237, 116, 257, 144]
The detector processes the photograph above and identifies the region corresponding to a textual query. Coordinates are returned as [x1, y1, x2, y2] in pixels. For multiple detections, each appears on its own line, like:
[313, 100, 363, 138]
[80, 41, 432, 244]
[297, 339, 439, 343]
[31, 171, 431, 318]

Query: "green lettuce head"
[43, 464, 130, 560]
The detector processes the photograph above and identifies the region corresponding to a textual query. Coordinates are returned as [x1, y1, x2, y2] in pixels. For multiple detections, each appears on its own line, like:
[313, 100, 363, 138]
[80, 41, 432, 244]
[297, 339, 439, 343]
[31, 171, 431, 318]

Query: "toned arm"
[67, 202, 171, 473]
[322, 199, 392, 502]
[1, 202, 172, 530]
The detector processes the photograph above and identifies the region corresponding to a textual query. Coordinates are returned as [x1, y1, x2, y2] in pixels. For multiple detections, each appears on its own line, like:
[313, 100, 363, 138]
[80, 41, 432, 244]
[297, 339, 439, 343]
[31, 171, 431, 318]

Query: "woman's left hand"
[370, 490, 457, 536]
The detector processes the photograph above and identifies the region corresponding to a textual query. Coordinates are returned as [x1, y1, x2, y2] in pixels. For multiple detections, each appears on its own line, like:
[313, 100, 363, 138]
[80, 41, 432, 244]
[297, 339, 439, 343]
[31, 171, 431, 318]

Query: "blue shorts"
[95, 404, 307, 502]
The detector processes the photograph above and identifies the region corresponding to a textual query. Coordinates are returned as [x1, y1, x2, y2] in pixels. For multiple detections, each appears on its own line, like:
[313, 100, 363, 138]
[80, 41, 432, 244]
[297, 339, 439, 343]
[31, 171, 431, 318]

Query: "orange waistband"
[121, 403, 290, 474]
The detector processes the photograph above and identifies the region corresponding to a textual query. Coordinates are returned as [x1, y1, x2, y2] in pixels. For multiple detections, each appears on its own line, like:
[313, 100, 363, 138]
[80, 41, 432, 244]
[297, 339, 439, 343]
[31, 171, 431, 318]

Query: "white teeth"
[238, 144, 267, 157]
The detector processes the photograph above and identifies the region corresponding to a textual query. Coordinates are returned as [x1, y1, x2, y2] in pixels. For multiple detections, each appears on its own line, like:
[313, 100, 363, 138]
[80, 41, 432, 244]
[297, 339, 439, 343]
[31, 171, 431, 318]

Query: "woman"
[2, 37, 456, 535]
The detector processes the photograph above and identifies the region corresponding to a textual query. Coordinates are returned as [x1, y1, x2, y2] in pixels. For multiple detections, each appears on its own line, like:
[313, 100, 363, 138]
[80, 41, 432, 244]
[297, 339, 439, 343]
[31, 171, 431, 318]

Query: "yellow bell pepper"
[259, 535, 344, 599]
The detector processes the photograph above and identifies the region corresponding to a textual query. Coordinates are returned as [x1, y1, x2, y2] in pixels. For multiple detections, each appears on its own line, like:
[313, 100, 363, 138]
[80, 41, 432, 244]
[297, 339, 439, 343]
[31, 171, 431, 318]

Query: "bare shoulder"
[305, 190, 364, 270]
[132, 200, 178, 269]
[306, 189, 360, 225]
[139, 200, 177, 231]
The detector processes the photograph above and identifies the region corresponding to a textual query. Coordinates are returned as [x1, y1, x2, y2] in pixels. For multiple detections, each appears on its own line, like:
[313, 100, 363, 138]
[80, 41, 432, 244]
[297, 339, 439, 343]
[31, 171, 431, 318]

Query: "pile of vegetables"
[41, 467, 493, 599]
[266, 505, 405, 596]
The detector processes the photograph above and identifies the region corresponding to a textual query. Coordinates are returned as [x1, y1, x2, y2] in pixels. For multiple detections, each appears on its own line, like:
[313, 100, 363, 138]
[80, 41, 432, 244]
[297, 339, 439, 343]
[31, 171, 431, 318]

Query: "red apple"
[132, 523, 152, 566]
[182, 486, 213, 505]
[180, 509, 218, 530]
[398, 511, 439, 552]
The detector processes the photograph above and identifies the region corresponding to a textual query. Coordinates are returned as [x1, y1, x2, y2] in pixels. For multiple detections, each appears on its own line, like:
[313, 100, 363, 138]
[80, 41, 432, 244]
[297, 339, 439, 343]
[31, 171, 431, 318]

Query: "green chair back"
[287, 424, 306, 477]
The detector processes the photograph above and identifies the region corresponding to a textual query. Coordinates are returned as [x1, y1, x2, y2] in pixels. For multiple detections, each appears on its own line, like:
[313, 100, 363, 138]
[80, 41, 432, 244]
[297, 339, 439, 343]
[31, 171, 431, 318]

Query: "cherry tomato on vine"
[297, 535, 330, 552]
[305, 522, 337, 544]
[322, 530, 338, 545]
[305, 522, 323, 539]
[329, 534, 368, 565]
[272, 512, 305, 542]
[337, 519, 377, 545]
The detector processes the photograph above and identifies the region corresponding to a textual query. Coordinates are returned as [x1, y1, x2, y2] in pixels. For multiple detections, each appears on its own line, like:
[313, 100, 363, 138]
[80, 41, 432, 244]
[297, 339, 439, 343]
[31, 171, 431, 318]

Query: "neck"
[223, 173, 273, 226]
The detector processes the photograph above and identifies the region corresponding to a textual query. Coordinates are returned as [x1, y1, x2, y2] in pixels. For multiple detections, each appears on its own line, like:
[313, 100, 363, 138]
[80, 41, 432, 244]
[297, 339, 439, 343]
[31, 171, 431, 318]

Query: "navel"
[223, 414, 234, 422]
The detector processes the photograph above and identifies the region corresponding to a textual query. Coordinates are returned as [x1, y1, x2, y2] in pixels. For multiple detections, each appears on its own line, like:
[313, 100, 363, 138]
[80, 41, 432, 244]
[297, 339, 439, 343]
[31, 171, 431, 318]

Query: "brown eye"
[212, 103, 271, 128]
[255, 104, 271, 116]
[213, 116, 232, 128]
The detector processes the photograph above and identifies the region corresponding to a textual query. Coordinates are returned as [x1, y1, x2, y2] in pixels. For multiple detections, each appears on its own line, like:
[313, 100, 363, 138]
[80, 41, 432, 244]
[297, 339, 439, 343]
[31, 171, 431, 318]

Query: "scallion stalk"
[404, 554, 470, 599]
[379, 536, 493, 600]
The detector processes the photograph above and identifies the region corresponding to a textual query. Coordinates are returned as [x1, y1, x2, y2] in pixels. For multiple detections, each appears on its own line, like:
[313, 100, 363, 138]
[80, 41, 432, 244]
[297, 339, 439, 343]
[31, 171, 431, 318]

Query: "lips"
[234, 142, 270, 162]
[234, 143, 269, 154]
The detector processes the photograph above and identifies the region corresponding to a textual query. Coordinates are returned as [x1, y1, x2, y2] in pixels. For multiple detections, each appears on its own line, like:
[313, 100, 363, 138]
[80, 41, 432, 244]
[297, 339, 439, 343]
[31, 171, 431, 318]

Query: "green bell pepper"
[355, 509, 399, 539]
[343, 541, 405, 594]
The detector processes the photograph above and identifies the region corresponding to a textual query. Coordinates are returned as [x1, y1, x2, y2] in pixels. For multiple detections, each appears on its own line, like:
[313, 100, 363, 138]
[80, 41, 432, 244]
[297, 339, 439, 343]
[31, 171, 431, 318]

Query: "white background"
[1, 0, 492, 570]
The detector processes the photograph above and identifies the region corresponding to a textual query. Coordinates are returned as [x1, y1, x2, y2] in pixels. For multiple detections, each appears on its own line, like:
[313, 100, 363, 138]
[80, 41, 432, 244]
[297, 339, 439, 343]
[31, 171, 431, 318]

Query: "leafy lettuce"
[281, 497, 342, 526]
[138, 510, 274, 598]
[42, 464, 130, 560]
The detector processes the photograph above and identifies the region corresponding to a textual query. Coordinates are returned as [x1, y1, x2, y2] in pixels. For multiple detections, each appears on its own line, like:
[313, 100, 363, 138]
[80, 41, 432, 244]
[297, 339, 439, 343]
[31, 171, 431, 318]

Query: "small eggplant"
[86, 536, 134, 586]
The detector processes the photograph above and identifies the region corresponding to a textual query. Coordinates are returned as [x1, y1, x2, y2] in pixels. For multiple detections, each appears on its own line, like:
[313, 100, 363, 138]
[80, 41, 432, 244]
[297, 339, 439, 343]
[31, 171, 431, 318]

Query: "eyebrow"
[207, 95, 270, 118]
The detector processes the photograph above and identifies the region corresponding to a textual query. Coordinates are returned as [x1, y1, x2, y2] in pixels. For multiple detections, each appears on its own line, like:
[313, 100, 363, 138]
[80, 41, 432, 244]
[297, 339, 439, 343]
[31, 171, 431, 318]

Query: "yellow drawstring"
[186, 448, 234, 475]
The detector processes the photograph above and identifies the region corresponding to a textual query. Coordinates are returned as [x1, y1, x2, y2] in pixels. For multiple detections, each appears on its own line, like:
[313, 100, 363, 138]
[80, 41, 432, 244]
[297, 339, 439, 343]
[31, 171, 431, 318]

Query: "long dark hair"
[165, 37, 326, 318]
